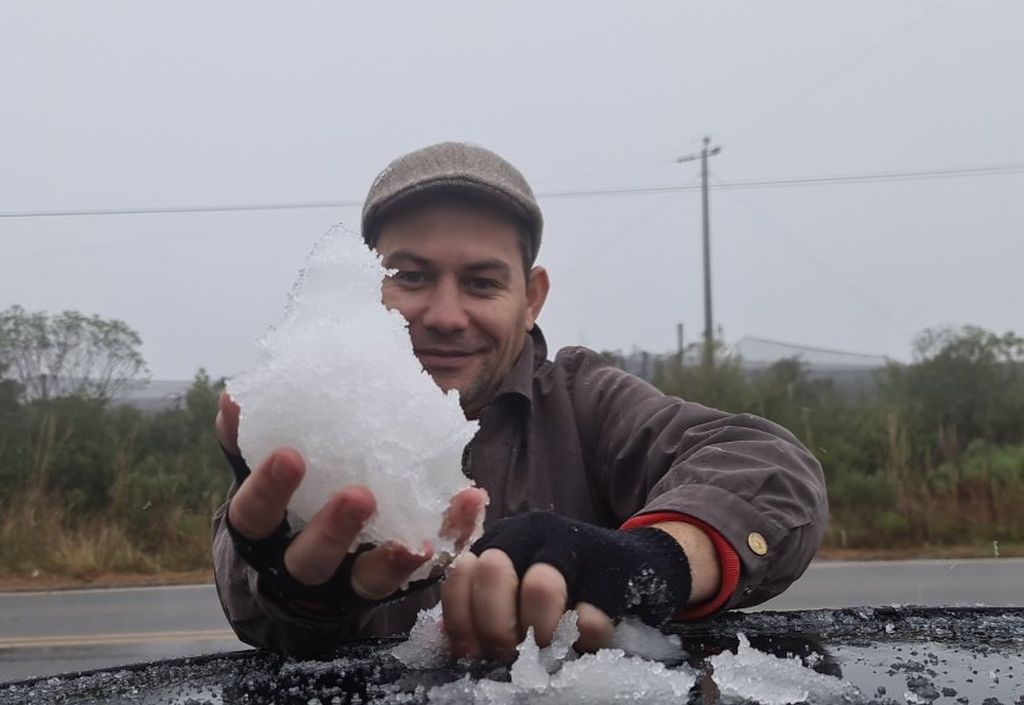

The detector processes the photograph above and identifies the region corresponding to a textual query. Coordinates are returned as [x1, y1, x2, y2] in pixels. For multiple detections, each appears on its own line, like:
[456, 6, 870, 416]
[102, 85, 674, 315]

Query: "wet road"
[753, 557, 1023, 610]
[1, 558, 1022, 683]
[0, 584, 247, 682]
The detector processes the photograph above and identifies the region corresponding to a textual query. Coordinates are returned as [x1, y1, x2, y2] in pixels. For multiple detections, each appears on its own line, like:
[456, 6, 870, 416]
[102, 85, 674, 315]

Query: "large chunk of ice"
[541, 610, 580, 671]
[546, 649, 697, 704]
[228, 228, 480, 564]
[392, 607, 582, 680]
[609, 616, 685, 663]
[427, 609, 697, 704]
[709, 633, 859, 705]
[391, 604, 449, 669]
[429, 648, 696, 705]
[510, 627, 551, 689]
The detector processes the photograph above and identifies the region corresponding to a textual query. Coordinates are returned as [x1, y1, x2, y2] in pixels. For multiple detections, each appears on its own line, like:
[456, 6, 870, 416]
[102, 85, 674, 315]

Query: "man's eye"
[466, 278, 500, 292]
[393, 271, 426, 285]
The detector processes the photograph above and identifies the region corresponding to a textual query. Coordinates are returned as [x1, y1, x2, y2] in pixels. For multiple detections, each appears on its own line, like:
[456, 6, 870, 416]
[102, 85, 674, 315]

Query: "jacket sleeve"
[563, 348, 828, 611]
[211, 486, 380, 656]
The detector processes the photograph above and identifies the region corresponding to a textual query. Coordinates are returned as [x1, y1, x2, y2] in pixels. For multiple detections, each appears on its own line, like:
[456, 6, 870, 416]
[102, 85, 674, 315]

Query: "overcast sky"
[2, 1, 1022, 380]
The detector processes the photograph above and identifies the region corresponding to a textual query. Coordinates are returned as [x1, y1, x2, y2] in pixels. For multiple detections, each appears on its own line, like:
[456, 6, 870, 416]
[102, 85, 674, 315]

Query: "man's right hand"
[216, 391, 487, 603]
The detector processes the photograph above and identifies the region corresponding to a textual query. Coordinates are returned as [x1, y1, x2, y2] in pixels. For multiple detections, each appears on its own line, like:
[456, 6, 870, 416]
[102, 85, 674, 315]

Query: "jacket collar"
[491, 325, 547, 406]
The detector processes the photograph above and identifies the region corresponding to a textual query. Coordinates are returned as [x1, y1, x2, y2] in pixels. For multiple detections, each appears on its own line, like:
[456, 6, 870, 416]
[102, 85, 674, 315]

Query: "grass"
[0, 487, 214, 582]
[1, 485, 1020, 594]
[815, 541, 1024, 561]
[0, 569, 212, 592]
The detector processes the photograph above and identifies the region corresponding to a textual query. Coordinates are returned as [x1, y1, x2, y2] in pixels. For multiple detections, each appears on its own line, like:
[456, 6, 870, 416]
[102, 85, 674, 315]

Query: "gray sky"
[2, 1, 1022, 380]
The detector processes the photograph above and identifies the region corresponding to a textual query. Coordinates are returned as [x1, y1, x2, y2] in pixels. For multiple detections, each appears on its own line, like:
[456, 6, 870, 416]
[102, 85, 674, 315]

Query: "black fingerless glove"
[221, 443, 252, 485]
[220, 445, 378, 613]
[224, 510, 380, 615]
[470, 511, 692, 627]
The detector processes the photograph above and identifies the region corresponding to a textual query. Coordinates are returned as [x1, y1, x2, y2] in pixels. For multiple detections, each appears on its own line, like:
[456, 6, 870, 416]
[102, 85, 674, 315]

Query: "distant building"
[111, 379, 193, 412]
[734, 337, 892, 397]
[614, 336, 891, 396]
[733, 336, 890, 370]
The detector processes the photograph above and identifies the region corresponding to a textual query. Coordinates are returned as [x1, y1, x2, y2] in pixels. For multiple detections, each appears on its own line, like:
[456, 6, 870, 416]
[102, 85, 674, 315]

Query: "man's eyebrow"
[382, 251, 432, 268]
[463, 259, 511, 277]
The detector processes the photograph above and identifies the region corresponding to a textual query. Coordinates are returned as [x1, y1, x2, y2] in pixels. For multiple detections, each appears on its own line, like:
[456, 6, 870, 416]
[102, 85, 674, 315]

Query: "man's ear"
[525, 266, 550, 330]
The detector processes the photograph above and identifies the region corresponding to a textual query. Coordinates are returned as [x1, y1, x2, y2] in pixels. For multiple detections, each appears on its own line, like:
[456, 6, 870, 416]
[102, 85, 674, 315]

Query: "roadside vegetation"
[1, 304, 1022, 581]
[0, 368, 228, 579]
[0, 305, 228, 580]
[647, 325, 1024, 551]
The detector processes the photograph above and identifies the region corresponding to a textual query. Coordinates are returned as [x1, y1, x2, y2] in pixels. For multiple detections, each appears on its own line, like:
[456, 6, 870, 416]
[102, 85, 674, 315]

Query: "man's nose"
[422, 279, 469, 334]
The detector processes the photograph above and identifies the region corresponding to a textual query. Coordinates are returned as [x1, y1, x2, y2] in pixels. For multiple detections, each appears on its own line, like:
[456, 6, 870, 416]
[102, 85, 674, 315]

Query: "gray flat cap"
[361, 142, 543, 264]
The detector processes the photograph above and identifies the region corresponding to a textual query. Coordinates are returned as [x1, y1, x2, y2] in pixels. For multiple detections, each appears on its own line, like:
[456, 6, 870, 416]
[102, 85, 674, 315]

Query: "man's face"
[375, 203, 549, 418]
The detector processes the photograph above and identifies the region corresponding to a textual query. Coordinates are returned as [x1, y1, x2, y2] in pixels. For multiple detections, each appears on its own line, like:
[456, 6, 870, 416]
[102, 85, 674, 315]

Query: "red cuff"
[621, 511, 741, 620]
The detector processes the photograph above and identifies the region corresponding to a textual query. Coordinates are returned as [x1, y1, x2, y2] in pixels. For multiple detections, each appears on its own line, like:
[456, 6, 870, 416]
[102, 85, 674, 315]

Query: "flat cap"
[361, 142, 543, 263]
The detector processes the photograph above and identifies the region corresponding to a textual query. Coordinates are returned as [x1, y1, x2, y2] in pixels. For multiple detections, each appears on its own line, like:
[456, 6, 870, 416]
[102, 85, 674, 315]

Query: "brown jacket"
[212, 327, 828, 655]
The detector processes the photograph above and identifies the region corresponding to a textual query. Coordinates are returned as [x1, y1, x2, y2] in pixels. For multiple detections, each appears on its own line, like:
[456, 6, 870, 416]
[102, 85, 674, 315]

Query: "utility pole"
[677, 136, 722, 370]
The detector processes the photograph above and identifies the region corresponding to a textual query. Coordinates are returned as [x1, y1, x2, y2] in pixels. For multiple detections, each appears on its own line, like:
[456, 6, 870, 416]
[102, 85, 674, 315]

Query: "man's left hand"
[440, 511, 697, 659]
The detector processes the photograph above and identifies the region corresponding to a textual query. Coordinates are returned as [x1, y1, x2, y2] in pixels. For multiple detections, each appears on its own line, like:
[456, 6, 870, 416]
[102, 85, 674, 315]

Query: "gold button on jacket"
[747, 532, 768, 555]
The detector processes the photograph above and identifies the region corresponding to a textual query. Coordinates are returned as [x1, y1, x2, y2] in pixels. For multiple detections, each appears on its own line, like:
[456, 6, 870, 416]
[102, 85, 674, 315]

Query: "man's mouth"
[414, 348, 479, 369]
[415, 348, 474, 356]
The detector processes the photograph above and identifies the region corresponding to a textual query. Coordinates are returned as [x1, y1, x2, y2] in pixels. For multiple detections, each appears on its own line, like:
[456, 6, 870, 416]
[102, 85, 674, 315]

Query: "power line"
[741, 335, 892, 362]
[729, 0, 956, 143]
[0, 229, 249, 265]
[545, 162, 1024, 197]
[558, 191, 682, 282]
[712, 163, 1024, 190]
[0, 199, 363, 220]
[709, 170, 909, 337]
[2, 161, 1021, 221]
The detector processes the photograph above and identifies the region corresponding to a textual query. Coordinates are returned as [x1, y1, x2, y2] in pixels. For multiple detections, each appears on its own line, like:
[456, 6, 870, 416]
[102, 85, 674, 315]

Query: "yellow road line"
[0, 629, 239, 649]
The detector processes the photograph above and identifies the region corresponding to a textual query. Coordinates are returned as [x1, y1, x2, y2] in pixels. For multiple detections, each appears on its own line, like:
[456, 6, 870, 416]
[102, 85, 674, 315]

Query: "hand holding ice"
[228, 227, 480, 560]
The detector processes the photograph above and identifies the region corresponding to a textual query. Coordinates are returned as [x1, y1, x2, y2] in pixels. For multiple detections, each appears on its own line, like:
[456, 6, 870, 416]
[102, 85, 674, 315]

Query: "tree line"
[1, 305, 1022, 578]
[643, 325, 1024, 550]
[0, 306, 227, 577]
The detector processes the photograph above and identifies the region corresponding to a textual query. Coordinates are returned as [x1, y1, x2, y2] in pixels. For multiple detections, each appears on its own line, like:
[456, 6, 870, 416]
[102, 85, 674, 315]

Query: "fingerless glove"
[470, 510, 692, 626]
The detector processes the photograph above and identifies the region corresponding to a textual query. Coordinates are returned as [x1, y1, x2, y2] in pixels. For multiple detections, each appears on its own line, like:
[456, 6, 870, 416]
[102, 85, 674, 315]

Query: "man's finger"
[470, 548, 520, 659]
[518, 562, 568, 647]
[227, 448, 304, 540]
[440, 487, 489, 551]
[441, 552, 481, 659]
[573, 601, 615, 653]
[284, 485, 376, 586]
[350, 541, 433, 600]
[216, 391, 241, 455]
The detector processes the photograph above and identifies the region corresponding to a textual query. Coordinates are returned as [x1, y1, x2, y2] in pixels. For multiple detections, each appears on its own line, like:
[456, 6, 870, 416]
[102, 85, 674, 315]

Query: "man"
[213, 142, 828, 659]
